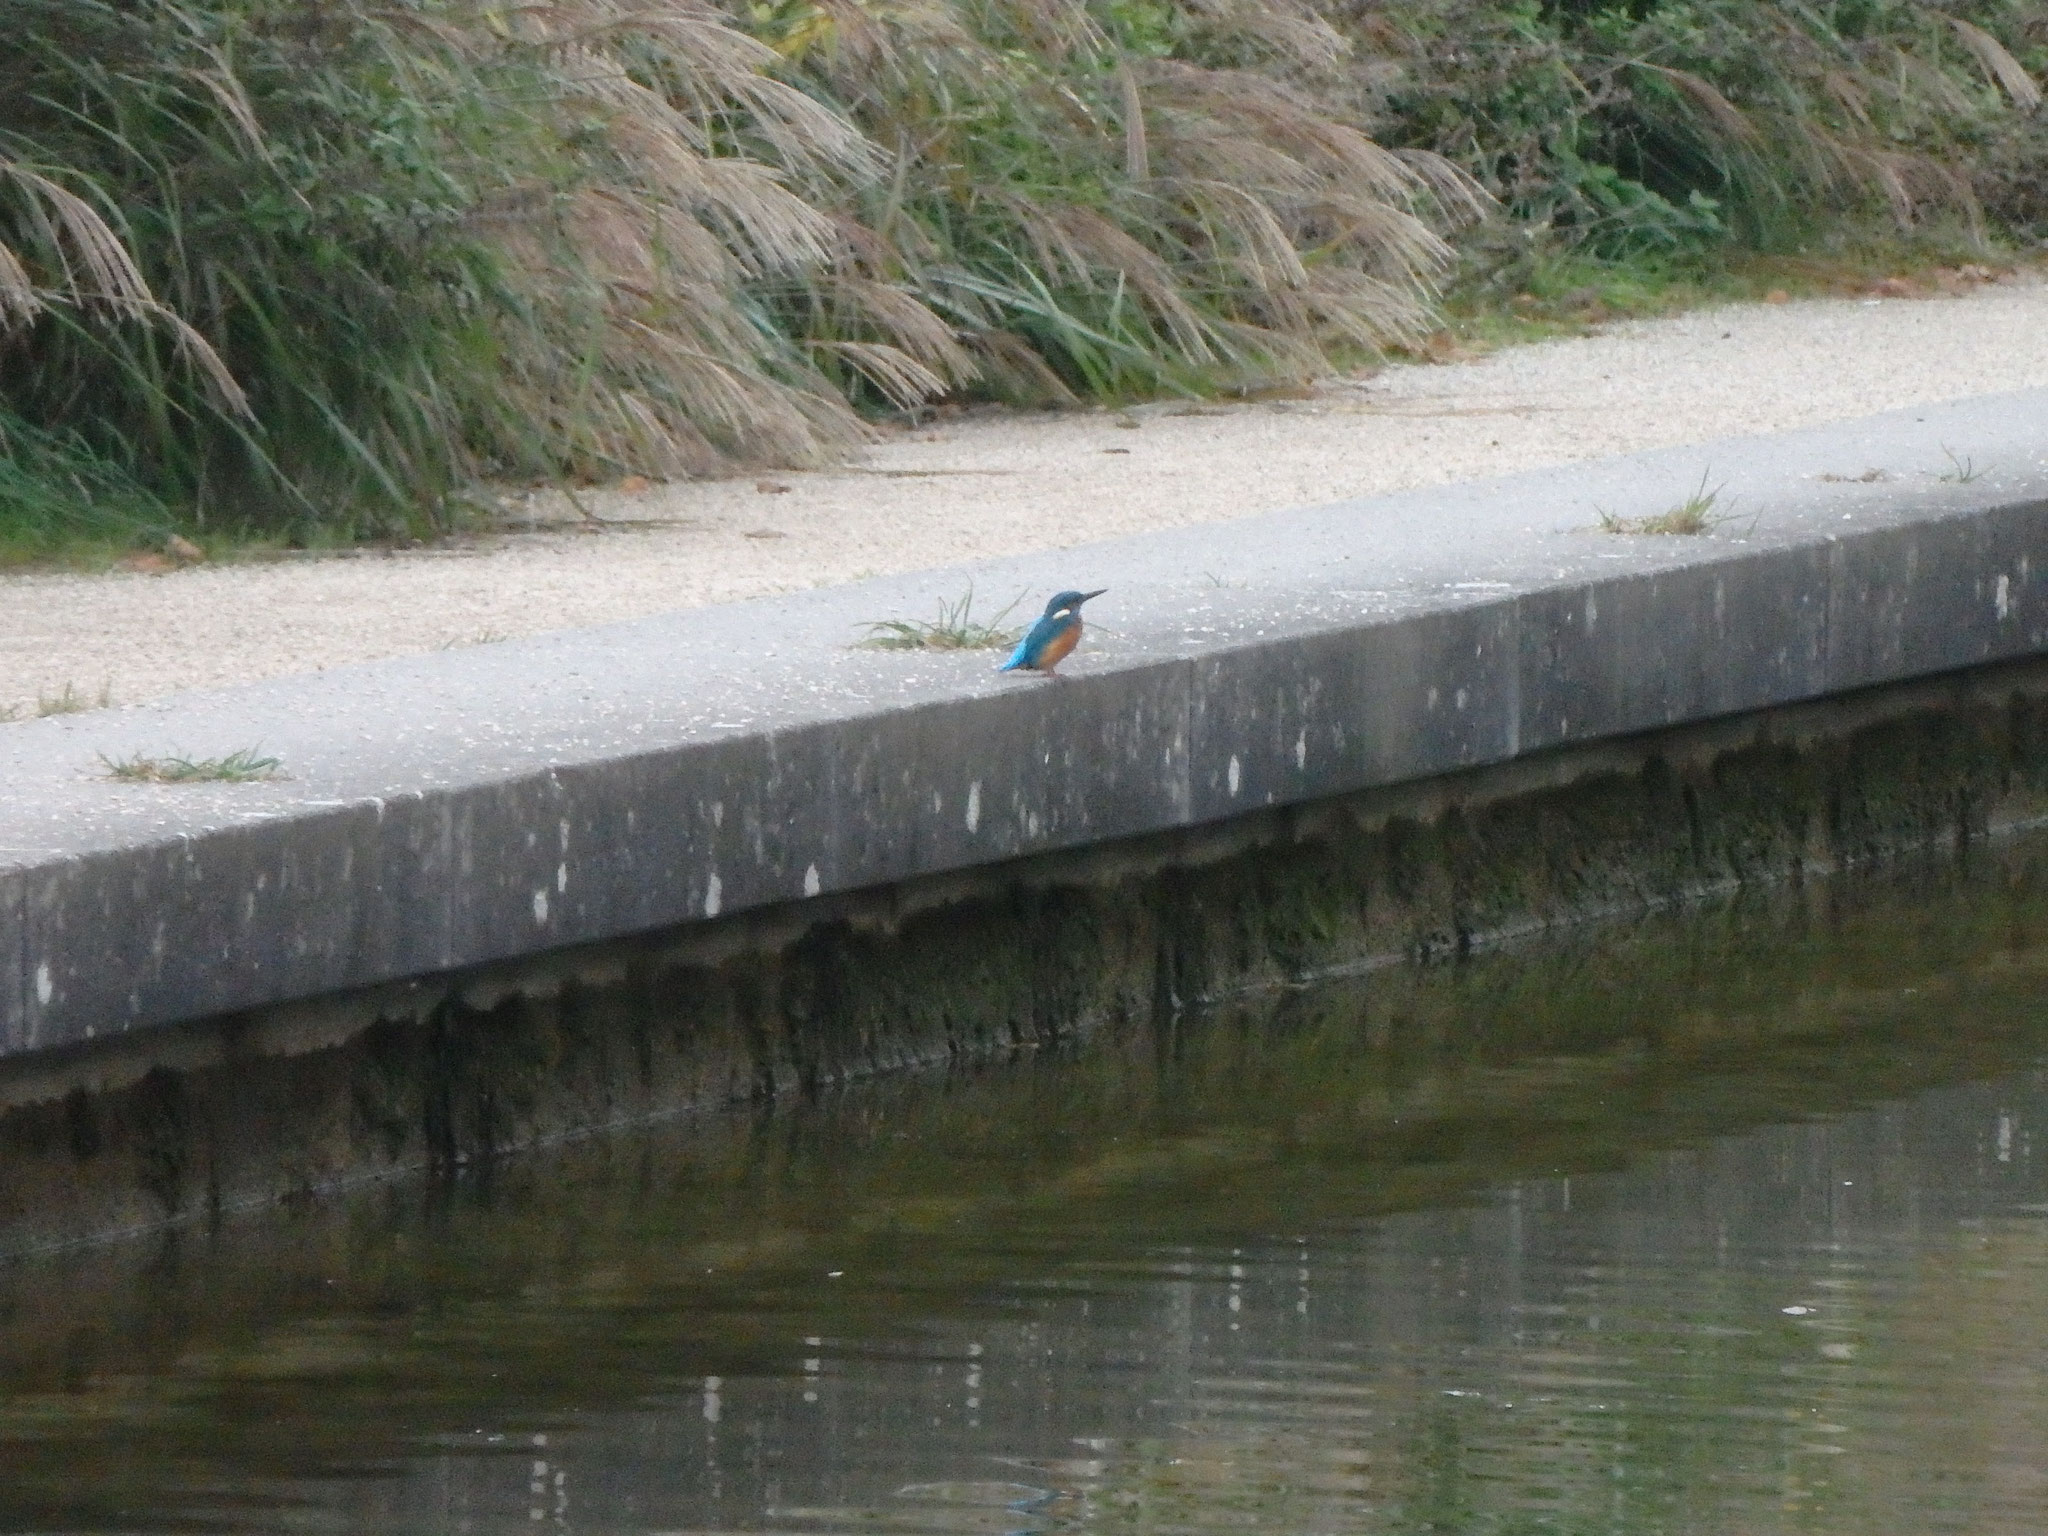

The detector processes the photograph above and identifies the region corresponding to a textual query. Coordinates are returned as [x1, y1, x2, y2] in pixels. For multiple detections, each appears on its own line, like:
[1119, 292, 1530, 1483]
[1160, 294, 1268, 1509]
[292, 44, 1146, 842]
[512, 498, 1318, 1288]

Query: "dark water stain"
[4, 839, 2048, 1532]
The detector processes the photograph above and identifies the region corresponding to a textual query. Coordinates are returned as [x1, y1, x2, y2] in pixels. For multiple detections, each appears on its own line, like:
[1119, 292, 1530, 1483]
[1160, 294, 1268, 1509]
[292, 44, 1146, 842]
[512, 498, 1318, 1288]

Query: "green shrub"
[1368, 0, 2046, 261]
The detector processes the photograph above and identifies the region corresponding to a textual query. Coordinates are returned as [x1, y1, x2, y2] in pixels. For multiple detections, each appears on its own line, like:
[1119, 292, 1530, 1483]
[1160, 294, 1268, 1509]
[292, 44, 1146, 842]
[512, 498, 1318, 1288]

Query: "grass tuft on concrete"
[1598, 473, 1734, 536]
[859, 589, 1025, 651]
[2, 680, 113, 721]
[35, 681, 112, 717]
[100, 748, 282, 784]
[1939, 445, 1985, 484]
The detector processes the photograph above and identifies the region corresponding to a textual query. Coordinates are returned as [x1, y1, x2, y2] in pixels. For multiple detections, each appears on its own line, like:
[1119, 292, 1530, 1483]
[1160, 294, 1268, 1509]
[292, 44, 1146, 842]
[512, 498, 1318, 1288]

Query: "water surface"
[5, 843, 2048, 1533]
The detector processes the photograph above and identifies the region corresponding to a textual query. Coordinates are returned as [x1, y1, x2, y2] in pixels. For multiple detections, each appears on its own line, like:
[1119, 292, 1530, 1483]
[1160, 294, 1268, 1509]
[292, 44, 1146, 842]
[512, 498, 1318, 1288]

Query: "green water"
[5, 841, 2048, 1533]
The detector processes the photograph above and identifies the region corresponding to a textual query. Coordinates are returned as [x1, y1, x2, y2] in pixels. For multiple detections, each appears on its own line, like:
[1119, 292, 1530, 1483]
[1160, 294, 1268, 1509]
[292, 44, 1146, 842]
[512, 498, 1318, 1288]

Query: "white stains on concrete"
[803, 863, 821, 897]
[532, 888, 549, 925]
[1228, 755, 1241, 796]
[34, 964, 52, 1007]
[1455, 687, 1469, 711]
[1294, 731, 1306, 770]
[711, 801, 724, 828]
[966, 780, 981, 833]
[1997, 572, 2012, 620]
[705, 872, 723, 918]
[556, 862, 568, 893]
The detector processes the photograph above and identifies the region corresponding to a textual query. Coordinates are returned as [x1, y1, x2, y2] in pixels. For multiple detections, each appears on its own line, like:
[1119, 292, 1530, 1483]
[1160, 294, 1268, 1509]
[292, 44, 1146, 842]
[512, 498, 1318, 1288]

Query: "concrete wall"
[4, 392, 2044, 1059]
[3, 652, 2047, 1254]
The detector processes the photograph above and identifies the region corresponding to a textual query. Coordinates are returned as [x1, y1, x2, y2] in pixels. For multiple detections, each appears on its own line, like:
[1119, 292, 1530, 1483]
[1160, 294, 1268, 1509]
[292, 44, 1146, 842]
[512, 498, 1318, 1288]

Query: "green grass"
[34, 680, 112, 716]
[1434, 223, 2023, 355]
[99, 747, 282, 783]
[1938, 445, 1985, 484]
[0, 680, 114, 721]
[1597, 472, 1735, 536]
[858, 589, 1026, 652]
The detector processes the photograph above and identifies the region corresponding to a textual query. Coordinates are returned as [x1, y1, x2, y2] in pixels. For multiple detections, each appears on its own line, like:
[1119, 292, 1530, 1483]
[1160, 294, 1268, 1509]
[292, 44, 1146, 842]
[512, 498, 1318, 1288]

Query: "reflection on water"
[5, 842, 2048, 1533]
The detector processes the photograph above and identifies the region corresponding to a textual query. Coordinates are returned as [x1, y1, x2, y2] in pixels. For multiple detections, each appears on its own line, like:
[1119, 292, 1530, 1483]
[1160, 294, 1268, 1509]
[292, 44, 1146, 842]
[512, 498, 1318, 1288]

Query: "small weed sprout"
[37, 680, 114, 716]
[1938, 445, 1982, 484]
[3, 681, 115, 721]
[1596, 472, 1733, 535]
[100, 748, 283, 783]
[440, 627, 509, 649]
[859, 587, 1025, 651]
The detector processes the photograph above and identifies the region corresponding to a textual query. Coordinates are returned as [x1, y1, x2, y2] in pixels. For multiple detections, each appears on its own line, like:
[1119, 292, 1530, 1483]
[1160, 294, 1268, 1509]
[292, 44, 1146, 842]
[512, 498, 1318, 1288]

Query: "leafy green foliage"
[1370, 0, 2047, 266]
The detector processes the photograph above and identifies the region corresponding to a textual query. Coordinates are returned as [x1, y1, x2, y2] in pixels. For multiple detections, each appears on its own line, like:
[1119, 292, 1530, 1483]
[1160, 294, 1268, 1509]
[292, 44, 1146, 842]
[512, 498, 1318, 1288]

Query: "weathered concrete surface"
[2, 660, 2047, 1255]
[2, 391, 2045, 1055]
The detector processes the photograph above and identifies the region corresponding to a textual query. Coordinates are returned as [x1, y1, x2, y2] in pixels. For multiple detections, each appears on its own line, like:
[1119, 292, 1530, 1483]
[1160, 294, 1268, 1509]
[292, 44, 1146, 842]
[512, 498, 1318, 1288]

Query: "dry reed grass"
[1, 0, 2041, 549]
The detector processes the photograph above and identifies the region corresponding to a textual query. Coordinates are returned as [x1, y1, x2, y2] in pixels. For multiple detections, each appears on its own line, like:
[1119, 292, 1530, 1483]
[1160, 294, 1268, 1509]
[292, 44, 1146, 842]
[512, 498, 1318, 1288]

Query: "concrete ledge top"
[4, 391, 2046, 1050]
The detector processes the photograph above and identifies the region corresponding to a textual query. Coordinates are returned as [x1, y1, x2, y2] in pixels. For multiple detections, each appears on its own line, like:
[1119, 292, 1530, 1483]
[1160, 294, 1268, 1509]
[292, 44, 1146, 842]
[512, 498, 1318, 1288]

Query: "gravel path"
[5, 273, 2046, 718]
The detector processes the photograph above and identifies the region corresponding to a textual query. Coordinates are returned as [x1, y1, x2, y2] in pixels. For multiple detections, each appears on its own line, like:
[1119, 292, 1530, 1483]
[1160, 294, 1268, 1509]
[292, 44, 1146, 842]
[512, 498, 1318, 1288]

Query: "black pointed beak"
[1079, 589, 1107, 603]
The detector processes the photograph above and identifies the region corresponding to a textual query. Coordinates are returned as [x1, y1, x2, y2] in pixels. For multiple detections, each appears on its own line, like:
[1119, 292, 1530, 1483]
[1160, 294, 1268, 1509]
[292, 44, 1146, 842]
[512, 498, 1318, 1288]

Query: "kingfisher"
[999, 588, 1106, 677]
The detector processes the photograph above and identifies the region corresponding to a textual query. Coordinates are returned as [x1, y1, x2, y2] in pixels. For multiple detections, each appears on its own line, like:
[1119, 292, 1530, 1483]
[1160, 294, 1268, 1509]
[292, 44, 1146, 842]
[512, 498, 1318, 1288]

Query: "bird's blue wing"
[999, 611, 1062, 671]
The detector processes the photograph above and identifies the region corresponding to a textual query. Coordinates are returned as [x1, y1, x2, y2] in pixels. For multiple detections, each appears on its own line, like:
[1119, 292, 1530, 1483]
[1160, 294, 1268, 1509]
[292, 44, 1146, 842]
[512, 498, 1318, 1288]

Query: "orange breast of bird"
[1036, 621, 1082, 672]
